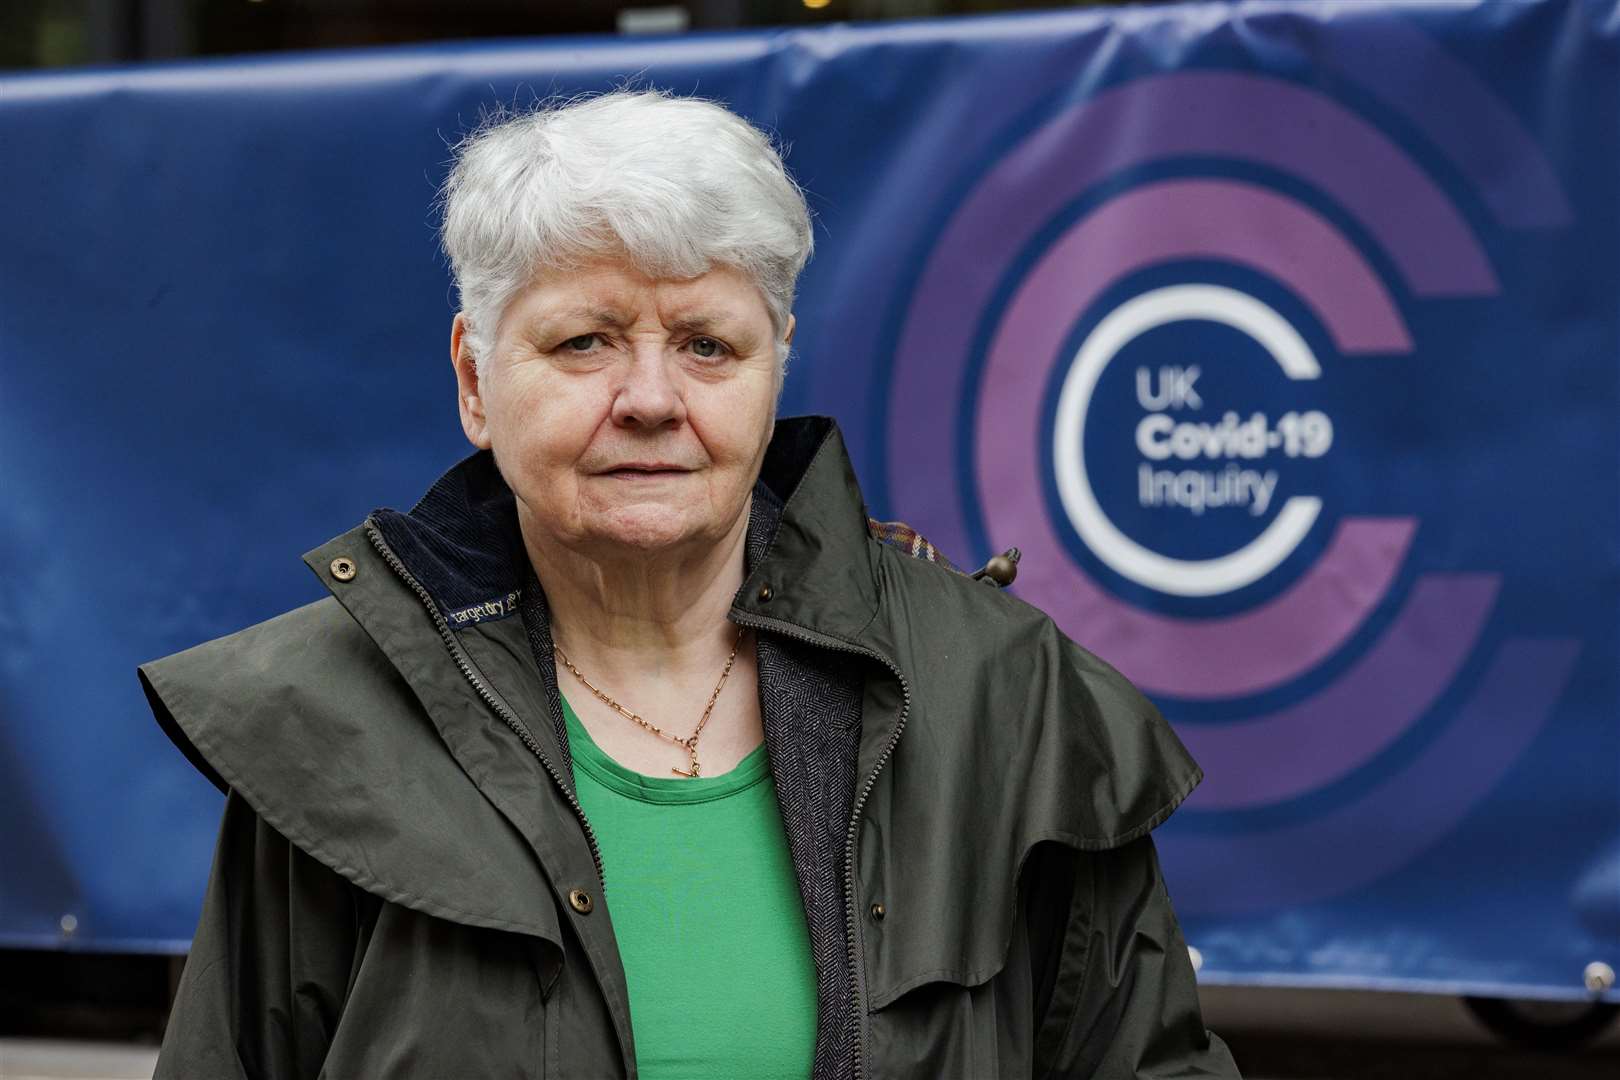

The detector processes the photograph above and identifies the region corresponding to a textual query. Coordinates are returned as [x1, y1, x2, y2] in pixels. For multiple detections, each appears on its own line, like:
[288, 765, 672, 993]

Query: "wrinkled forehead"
[501, 259, 777, 340]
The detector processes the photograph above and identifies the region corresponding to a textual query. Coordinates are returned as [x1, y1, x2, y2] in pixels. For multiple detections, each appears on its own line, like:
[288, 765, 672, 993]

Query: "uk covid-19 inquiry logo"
[880, 48, 1581, 913]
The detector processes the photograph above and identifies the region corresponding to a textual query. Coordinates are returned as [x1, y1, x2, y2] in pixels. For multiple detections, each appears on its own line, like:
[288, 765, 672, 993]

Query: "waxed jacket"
[140, 416, 1239, 1079]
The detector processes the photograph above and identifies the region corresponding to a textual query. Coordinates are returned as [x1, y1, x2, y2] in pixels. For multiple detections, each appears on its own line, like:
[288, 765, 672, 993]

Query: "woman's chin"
[584, 506, 710, 554]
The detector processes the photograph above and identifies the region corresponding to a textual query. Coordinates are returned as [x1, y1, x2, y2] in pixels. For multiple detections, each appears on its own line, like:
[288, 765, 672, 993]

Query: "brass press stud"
[869, 902, 885, 922]
[757, 584, 774, 603]
[568, 889, 594, 915]
[330, 556, 357, 582]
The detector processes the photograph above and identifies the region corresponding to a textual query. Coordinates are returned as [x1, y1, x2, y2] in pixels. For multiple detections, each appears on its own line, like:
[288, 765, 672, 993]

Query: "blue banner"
[3, 1, 1616, 1000]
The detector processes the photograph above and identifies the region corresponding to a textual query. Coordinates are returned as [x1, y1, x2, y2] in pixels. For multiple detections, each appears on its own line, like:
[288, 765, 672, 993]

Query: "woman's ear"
[451, 314, 492, 450]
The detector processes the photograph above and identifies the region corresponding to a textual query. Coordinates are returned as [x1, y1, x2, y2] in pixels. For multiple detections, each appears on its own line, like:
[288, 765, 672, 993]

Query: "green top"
[561, 695, 818, 1080]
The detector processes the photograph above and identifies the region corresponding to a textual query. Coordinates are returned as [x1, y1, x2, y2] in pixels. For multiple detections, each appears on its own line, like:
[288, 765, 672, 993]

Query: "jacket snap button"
[329, 556, 357, 582]
[568, 889, 594, 915]
[870, 902, 885, 922]
[757, 584, 774, 602]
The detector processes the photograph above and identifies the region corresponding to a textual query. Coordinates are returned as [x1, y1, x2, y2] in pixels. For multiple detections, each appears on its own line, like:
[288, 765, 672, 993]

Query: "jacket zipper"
[730, 609, 911, 1080]
[365, 515, 901, 1078]
[363, 521, 607, 887]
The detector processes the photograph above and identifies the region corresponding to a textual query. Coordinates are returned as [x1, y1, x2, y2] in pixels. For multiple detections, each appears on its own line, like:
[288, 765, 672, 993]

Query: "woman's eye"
[563, 334, 598, 352]
[689, 336, 724, 358]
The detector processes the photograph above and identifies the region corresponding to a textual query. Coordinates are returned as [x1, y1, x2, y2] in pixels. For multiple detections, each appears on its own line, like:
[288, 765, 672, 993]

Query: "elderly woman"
[141, 91, 1238, 1079]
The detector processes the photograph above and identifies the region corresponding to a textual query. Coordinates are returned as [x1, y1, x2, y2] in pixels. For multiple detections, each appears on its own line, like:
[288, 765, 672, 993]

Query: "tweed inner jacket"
[140, 415, 1239, 1079]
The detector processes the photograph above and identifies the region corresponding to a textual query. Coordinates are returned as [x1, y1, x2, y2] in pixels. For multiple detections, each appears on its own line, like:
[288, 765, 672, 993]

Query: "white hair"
[440, 89, 814, 371]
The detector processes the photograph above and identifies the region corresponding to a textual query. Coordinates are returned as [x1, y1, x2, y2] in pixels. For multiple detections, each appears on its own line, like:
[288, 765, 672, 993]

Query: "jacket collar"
[361, 415, 881, 647]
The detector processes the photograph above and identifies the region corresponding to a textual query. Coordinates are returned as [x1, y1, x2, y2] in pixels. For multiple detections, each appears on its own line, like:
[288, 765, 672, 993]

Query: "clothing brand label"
[446, 590, 523, 626]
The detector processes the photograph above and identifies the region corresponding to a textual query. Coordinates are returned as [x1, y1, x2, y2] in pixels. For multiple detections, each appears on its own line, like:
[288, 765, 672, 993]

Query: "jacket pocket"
[860, 818, 1072, 1007]
[862, 838, 1069, 1079]
[320, 902, 551, 1078]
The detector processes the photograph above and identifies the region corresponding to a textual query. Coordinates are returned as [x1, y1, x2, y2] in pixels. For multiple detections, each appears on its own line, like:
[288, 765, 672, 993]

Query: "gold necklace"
[553, 628, 745, 778]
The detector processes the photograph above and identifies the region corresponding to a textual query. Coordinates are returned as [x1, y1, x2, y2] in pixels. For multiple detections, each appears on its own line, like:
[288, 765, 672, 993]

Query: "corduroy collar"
[366, 415, 880, 645]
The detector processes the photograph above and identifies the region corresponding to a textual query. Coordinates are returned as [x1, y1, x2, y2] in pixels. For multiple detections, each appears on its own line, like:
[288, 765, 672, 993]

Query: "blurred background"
[3, 0, 1141, 69]
[2, 1, 1617, 1078]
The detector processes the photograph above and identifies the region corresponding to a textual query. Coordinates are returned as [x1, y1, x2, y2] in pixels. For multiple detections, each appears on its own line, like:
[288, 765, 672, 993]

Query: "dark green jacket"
[140, 417, 1238, 1079]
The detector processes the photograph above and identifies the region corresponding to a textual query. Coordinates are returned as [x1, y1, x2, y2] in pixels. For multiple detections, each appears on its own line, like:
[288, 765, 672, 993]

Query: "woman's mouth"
[601, 464, 691, 479]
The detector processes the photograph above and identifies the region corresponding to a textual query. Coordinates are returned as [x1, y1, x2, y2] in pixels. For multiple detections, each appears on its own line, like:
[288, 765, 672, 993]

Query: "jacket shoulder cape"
[139, 590, 561, 944]
[850, 543, 1201, 1008]
[883, 545, 1200, 848]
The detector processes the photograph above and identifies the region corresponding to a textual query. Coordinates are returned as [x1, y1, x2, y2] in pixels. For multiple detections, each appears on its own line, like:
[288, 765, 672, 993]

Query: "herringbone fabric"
[755, 633, 863, 1080]
[746, 486, 864, 1080]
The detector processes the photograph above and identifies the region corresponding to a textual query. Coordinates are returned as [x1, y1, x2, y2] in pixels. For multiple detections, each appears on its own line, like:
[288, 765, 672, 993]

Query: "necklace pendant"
[556, 630, 742, 784]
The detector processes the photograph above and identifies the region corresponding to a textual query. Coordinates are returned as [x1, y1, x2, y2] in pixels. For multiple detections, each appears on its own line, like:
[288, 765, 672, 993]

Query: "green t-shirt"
[561, 695, 818, 1079]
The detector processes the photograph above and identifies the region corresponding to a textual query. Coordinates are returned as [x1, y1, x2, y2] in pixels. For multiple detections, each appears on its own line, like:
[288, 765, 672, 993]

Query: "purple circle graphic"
[979, 178, 1413, 361]
[1159, 639, 1580, 914]
[1179, 574, 1499, 809]
[874, 59, 1571, 909]
[887, 70, 1501, 582]
[974, 178, 1417, 695]
[1297, 13, 1574, 229]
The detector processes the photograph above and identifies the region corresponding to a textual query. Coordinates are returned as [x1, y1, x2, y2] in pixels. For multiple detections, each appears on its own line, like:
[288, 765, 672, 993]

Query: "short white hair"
[440, 89, 814, 370]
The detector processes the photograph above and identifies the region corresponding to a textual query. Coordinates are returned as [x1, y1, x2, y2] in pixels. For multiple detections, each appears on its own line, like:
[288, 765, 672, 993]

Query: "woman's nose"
[610, 346, 686, 430]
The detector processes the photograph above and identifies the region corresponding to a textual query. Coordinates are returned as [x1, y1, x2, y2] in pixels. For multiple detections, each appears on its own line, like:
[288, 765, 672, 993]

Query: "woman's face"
[453, 257, 788, 562]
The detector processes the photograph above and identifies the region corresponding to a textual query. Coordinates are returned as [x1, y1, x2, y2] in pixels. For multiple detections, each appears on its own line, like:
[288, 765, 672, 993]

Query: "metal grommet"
[568, 889, 594, 915]
[330, 556, 357, 582]
[869, 902, 885, 922]
[757, 584, 774, 603]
